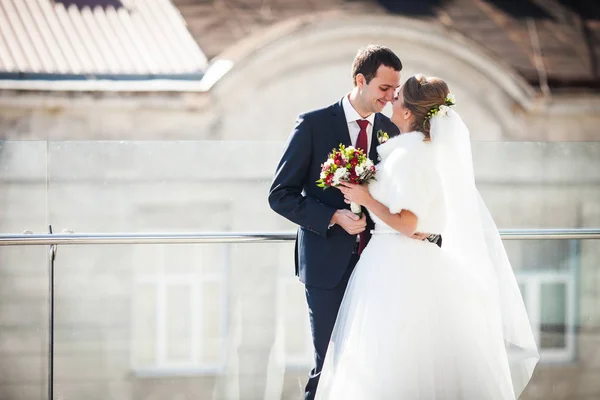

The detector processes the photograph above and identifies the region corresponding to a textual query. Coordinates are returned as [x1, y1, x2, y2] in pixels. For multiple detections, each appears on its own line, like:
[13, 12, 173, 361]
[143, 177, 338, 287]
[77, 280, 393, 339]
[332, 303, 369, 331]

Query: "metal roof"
[0, 0, 207, 80]
[174, 0, 600, 90]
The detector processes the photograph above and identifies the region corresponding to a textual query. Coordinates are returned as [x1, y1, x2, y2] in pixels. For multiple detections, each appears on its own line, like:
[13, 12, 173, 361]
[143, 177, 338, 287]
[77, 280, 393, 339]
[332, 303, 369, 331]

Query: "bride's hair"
[402, 74, 450, 138]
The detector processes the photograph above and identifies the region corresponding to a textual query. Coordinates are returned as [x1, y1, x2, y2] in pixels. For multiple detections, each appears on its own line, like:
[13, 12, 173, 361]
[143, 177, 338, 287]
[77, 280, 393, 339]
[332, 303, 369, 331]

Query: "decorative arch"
[208, 13, 538, 141]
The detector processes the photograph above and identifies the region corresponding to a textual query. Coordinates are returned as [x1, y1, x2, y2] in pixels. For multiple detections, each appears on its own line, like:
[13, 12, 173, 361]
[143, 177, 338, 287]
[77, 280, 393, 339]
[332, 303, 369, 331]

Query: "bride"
[314, 74, 539, 399]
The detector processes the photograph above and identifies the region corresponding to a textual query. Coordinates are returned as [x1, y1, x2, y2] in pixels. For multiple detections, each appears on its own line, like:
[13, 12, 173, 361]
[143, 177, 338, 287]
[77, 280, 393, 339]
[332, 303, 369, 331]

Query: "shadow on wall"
[55, 0, 124, 9]
[374, 0, 553, 18]
[373, 0, 445, 16]
[376, 0, 600, 20]
[556, 0, 600, 19]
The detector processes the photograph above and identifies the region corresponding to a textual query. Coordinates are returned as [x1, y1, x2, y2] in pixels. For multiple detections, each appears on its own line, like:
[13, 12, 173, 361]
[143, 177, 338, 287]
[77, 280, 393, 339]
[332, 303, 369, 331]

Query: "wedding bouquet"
[316, 144, 376, 217]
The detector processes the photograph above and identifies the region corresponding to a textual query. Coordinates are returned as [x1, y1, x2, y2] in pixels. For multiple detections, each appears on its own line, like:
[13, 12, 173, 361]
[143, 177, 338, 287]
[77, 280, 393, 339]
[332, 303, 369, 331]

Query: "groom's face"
[360, 65, 401, 113]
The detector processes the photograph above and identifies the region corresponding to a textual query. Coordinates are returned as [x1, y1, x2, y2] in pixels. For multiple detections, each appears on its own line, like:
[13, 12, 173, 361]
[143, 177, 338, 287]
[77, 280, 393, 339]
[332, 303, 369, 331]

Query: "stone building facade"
[1, 1, 599, 399]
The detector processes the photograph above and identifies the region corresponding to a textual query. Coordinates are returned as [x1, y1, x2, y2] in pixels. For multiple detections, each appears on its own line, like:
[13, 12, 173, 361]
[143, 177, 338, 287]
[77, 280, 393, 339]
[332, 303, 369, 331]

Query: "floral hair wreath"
[423, 93, 456, 129]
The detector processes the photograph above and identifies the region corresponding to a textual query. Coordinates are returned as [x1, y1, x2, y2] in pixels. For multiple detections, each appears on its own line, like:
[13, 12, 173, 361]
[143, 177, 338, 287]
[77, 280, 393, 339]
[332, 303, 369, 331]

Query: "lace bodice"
[367, 132, 446, 235]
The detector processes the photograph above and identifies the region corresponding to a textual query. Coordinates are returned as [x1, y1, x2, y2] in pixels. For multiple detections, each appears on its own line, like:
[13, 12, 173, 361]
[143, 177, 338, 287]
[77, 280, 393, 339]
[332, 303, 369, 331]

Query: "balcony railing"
[0, 229, 599, 400]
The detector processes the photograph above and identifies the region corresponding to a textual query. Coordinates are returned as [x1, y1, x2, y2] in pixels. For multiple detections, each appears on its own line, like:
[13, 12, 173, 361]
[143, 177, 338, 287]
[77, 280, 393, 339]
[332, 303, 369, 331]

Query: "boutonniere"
[376, 129, 389, 144]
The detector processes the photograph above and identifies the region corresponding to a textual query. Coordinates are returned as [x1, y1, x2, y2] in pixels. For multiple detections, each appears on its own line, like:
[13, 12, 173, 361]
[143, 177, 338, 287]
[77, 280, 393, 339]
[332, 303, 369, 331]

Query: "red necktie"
[355, 119, 369, 255]
[356, 119, 369, 154]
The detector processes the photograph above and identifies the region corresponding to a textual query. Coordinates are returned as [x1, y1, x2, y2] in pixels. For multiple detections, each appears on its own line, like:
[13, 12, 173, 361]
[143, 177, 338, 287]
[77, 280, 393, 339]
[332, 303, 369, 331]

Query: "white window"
[131, 243, 228, 375]
[508, 240, 578, 363]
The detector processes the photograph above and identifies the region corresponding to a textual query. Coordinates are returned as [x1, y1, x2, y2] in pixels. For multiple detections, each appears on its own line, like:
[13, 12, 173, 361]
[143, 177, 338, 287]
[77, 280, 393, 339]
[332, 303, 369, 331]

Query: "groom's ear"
[356, 73, 366, 88]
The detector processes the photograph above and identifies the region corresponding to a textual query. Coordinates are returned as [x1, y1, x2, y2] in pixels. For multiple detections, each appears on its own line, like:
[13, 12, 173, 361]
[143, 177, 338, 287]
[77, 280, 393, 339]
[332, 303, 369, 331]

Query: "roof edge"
[0, 78, 209, 92]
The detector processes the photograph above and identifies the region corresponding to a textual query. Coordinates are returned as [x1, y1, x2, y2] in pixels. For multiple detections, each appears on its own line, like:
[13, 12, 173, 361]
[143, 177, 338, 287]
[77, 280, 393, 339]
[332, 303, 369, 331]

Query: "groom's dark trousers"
[303, 253, 358, 399]
[268, 99, 400, 400]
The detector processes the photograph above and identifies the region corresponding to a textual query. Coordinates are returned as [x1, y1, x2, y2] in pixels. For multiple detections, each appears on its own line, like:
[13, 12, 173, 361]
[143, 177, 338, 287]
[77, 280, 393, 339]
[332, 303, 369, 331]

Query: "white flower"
[355, 165, 364, 176]
[346, 146, 356, 152]
[446, 93, 455, 103]
[376, 130, 389, 144]
[332, 168, 347, 186]
[438, 105, 450, 116]
[319, 170, 327, 179]
[365, 159, 374, 169]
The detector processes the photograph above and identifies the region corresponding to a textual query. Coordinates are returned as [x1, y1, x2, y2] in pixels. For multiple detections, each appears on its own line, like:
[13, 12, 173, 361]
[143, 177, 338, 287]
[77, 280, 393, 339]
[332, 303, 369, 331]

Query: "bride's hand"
[337, 181, 372, 206]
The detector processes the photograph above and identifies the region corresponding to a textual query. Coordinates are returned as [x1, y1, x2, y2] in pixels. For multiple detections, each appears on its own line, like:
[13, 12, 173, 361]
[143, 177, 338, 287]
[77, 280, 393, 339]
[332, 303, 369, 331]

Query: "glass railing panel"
[0, 246, 49, 400]
[473, 142, 600, 230]
[0, 141, 50, 400]
[43, 141, 285, 233]
[1, 140, 598, 234]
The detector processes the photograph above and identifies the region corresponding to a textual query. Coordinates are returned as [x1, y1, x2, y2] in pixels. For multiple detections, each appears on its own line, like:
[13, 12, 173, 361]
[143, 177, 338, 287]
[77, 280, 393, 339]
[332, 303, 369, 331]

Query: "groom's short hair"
[352, 45, 402, 86]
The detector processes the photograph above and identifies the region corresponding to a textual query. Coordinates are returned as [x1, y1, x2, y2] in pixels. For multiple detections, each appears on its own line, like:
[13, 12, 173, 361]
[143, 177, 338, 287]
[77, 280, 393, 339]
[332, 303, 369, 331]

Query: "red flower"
[334, 157, 342, 166]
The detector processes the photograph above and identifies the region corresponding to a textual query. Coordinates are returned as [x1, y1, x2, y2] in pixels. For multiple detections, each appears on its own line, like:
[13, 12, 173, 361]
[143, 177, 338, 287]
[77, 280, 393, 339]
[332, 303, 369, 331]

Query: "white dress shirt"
[342, 93, 375, 154]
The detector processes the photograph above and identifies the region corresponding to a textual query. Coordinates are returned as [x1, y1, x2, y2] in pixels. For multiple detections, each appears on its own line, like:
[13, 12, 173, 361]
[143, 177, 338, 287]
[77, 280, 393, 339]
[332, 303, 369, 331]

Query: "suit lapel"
[370, 113, 382, 161]
[331, 99, 382, 162]
[331, 99, 352, 148]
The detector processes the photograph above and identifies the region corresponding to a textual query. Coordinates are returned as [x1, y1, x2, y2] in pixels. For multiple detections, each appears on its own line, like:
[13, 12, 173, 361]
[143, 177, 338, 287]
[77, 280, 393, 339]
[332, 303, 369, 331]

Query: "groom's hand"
[412, 232, 430, 241]
[331, 210, 367, 235]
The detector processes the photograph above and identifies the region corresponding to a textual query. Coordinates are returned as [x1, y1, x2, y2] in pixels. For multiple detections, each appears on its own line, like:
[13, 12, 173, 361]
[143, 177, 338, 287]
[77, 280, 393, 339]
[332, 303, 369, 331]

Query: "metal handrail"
[1, 229, 599, 246]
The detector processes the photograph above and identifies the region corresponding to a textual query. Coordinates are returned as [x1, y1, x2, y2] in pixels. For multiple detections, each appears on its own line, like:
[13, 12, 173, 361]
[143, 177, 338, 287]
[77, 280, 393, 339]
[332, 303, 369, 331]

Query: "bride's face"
[391, 86, 414, 133]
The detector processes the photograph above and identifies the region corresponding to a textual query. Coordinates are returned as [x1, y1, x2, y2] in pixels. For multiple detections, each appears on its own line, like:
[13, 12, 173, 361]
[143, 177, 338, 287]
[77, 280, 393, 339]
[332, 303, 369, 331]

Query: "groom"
[268, 45, 404, 399]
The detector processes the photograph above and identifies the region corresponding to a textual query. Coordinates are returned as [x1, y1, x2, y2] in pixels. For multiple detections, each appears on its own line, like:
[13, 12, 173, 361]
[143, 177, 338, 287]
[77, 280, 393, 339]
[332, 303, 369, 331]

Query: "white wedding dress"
[315, 114, 539, 400]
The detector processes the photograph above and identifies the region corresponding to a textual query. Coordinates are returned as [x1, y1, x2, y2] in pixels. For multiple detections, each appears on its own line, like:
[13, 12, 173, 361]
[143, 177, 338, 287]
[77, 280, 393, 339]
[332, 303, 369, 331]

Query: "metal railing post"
[47, 225, 56, 400]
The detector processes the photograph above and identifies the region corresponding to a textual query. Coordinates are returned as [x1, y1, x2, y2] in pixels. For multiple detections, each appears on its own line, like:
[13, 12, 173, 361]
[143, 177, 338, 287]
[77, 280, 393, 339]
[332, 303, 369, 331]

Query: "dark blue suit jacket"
[268, 98, 400, 289]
